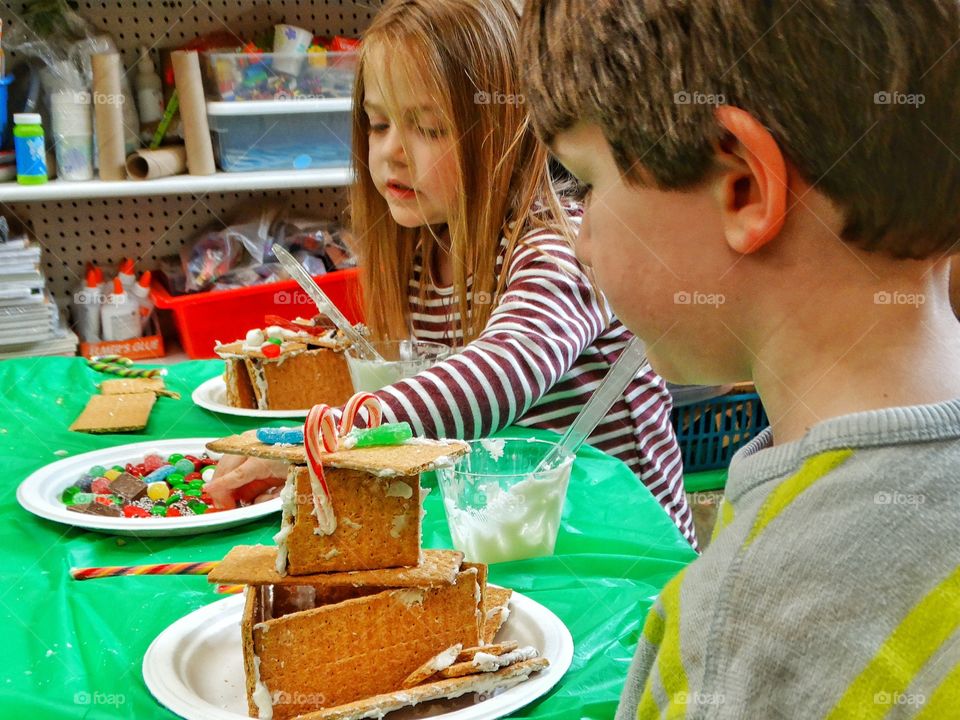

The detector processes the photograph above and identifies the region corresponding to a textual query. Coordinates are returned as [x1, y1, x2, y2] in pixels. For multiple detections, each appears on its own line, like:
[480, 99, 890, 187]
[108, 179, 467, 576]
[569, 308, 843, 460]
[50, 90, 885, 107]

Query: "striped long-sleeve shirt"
[374, 220, 696, 547]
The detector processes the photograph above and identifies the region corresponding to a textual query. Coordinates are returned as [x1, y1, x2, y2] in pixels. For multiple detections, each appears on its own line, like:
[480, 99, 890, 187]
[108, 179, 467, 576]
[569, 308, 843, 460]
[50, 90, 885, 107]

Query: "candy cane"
[339, 392, 382, 435]
[304, 403, 338, 534]
[302, 393, 384, 535]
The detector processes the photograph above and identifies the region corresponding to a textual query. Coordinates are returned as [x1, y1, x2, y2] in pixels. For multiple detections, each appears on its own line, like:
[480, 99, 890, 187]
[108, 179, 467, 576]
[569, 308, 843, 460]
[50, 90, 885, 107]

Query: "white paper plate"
[143, 589, 573, 720]
[16, 438, 280, 536]
[192, 376, 310, 419]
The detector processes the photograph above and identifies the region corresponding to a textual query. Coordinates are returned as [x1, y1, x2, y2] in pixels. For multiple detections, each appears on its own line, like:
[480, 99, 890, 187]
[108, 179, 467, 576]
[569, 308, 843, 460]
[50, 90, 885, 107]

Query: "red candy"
[123, 505, 150, 518]
[143, 454, 165, 472]
[91, 477, 111, 494]
[261, 342, 281, 358]
[94, 495, 114, 506]
[185, 472, 201, 482]
[165, 507, 182, 517]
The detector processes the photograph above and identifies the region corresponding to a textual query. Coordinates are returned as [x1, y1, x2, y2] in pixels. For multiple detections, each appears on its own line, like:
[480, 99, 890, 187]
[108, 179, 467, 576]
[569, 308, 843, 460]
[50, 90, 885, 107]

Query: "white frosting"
[249, 361, 269, 410]
[390, 513, 408, 539]
[396, 589, 425, 608]
[265, 325, 285, 340]
[274, 480, 297, 575]
[480, 438, 506, 461]
[443, 459, 573, 564]
[472, 646, 539, 672]
[252, 656, 273, 719]
[340, 516, 362, 530]
[385, 481, 413, 499]
[308, 467, 338, 535]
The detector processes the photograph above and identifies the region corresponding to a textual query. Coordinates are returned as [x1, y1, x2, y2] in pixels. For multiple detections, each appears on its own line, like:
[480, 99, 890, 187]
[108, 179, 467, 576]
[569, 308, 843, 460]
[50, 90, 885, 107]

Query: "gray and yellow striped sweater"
[617, 399, 960, 719]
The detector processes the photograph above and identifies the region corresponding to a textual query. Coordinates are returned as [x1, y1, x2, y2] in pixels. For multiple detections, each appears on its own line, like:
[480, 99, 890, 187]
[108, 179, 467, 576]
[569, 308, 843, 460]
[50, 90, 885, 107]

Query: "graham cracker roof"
[206, 431, 469, 475]
[209, 545, 465, 587]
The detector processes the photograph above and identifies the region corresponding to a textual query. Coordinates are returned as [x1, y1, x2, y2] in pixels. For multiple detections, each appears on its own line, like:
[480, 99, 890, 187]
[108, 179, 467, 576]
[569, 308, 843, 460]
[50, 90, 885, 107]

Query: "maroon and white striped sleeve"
[373, 232, 605, 439]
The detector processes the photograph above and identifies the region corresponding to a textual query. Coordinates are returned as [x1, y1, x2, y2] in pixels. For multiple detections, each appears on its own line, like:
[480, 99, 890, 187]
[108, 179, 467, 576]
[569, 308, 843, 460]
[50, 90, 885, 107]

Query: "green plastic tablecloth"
[0, 358, 697, 720]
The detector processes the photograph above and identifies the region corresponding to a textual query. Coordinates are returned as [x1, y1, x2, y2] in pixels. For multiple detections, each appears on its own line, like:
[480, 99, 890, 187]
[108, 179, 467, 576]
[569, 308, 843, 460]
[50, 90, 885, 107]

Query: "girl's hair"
[350, 0, 575, 343]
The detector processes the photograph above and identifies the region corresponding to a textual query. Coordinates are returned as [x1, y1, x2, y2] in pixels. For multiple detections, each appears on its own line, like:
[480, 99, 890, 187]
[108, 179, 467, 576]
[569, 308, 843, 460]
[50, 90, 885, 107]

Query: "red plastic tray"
[151, 268, 363, 359]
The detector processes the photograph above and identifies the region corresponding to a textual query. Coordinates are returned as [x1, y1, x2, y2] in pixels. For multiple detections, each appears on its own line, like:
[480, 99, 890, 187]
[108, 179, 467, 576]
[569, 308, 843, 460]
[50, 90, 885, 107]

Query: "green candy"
[351, 422, 413, 448]
[111, 465, 125, 474]
[188, 501, 208, 515]
[89, 465, 106, 477]
[71, 492, 95, 505]
[150, 505, 167, 516]
[168, 453, 184, 464]
[167, 473, 185, 486]
[61, 486, 81, 504]
[167, 493, 183, 504]
[184, 488, 202, 497]
[268, 337, 283, 346]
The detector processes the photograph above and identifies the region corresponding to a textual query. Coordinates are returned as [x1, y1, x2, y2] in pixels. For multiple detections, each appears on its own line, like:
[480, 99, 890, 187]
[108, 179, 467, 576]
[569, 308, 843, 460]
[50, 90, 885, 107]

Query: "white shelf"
[0, 167, 353, 202]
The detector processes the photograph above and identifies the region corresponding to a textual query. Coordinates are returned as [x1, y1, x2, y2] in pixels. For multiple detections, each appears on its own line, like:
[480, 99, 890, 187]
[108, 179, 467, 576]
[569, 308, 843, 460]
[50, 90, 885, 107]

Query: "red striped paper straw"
[69, 561, 219, 581]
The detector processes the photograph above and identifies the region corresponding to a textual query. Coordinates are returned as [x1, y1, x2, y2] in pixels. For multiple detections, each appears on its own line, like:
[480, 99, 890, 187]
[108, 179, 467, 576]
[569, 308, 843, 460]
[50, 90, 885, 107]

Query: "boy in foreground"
[520, 1, 960, 716]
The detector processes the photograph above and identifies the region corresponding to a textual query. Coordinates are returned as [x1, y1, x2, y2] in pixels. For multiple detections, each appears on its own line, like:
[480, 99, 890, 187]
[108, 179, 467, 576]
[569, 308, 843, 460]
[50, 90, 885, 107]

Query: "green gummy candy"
[352, 422, 413, 448]
[150, 505, 167, 516]
[188, 501, 208, 515]
[61, 486, 81, 504]
[184, 488, 202, 497]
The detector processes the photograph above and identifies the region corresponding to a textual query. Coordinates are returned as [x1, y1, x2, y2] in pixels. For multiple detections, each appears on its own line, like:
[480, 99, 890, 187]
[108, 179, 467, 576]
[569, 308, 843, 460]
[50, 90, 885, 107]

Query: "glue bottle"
[73, 268, 102, 343]
[131, 270, 154, 334]
[101, 277, 140, 341]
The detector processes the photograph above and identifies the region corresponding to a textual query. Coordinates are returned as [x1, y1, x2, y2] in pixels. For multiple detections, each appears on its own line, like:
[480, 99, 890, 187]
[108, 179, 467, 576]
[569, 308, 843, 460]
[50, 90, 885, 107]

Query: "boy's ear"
[713, 106, 788, 254]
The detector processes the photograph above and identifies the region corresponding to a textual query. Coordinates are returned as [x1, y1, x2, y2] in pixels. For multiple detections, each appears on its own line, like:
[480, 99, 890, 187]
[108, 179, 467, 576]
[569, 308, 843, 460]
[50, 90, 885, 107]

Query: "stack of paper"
[0, 235, 78, 358]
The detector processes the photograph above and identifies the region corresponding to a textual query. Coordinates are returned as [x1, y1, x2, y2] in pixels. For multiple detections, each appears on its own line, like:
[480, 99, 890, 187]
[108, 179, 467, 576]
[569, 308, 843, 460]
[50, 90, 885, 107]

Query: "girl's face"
[362, 53, 460, 228]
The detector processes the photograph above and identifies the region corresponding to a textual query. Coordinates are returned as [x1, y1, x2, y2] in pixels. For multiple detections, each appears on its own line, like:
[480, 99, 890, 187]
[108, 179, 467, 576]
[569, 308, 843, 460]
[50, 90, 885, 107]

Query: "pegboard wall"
[1, 0, 381, 307]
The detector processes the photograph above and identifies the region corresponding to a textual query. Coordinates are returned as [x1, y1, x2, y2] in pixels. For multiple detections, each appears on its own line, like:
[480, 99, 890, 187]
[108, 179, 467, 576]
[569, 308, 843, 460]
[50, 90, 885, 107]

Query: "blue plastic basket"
[672, 391, 769, 472]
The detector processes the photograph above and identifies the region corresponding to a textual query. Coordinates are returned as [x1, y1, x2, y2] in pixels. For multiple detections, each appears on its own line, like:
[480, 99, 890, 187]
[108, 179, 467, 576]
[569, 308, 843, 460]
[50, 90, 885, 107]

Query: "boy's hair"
[520, 0, 960, 259]
[351, 0, 574, 342]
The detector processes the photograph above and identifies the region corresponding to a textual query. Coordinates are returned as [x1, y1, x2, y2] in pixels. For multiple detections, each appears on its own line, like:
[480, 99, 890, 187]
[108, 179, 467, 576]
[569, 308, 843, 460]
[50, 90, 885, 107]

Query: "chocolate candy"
[109, 472, 148, 502]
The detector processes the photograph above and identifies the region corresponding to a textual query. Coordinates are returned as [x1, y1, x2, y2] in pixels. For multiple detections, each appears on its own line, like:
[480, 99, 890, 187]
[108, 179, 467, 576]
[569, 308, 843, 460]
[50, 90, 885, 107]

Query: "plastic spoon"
[272, 244, 384, 362]
[534, 336, 648, 473]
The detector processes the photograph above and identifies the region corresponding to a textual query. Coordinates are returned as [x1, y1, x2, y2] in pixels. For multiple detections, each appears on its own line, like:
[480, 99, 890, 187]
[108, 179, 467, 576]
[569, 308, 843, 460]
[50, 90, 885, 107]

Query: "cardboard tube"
[91, 53, 127, 181]
[125, 145, 187, 180]
[171, 50, 216, 175]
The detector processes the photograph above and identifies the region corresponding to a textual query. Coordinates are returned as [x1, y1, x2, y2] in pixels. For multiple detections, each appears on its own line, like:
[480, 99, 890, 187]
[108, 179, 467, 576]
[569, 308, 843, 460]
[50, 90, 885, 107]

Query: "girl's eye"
[418, 126, 447, 139]
[369, 122, 389, 134]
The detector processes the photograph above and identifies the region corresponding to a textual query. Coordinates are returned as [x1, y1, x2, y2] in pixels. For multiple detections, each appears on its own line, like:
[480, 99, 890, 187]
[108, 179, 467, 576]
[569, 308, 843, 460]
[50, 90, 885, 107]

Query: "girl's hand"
[206, 455, 288, 509]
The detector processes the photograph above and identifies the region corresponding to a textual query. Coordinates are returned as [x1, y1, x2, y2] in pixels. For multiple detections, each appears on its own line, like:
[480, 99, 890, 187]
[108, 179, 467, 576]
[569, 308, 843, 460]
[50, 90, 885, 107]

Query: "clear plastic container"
[345, 339, 451, 392]
[202, 51, 357, 102]
[436, 438, 575, 564]
[206, 97, 352, 172]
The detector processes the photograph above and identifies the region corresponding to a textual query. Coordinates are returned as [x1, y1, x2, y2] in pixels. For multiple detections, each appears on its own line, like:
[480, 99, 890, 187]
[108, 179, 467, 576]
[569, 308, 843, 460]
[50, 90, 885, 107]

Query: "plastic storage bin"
[203, 51, 356, 102]
[207, 97, 352, 172]
[151, 267, 363, 359]
[672, 389, 769, 473]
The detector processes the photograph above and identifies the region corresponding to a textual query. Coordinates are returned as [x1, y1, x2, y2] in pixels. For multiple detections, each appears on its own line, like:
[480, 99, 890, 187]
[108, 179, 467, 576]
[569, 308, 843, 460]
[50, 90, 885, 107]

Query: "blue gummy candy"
[257, 427, 304, 445]
[142, 464, 176, 483]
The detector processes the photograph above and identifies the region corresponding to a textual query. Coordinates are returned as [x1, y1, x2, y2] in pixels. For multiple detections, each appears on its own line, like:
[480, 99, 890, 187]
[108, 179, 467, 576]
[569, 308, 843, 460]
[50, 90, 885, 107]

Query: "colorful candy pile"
[60, 452, 221, 519]
[207, 36, 359, 102]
